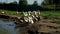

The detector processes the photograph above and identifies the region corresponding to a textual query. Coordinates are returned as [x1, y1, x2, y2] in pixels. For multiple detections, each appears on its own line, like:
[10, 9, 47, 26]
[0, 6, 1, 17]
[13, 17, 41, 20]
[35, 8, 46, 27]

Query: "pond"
[0, 19, 20, 34]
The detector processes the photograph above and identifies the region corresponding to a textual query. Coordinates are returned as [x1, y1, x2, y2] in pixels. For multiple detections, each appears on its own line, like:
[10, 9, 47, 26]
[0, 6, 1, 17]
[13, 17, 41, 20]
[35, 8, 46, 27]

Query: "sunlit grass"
[0, 9, 60, 16]
[0, 10, 22, 16]
[40, 11, 60, 16]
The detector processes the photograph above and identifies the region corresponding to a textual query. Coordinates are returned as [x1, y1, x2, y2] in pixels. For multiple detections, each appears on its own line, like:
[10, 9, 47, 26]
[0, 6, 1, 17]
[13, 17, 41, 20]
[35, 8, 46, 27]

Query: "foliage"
[9, 1, 17, 4]
[41, 0, 60, 9]
[43, 0, 60, 5]
[19, 0, 27, 5]
[32, 1, 38, 6]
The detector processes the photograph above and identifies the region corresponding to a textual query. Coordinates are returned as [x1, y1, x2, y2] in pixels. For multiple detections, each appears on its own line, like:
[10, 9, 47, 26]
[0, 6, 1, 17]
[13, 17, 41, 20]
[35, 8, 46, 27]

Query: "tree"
[53, 0, 59, 5]
[42, 0, 52, 5]
[9, 1, 17, 4]
[42, 0, 60, 5]
[41, 0, 60, 10]
[19, 0, 28, 11]
[32, 1, 38, 11]
[32, 1, 38, 6]
[19, 0, 27, 5]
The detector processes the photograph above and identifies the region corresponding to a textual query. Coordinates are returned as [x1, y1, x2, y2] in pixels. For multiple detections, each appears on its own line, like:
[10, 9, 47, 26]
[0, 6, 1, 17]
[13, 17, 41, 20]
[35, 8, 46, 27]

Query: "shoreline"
[0, 14, 19, 22]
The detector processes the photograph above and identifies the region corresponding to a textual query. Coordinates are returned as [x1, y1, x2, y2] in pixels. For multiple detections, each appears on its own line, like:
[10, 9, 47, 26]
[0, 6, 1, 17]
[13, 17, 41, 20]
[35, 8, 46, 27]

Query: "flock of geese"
[14, 11, 41, 27]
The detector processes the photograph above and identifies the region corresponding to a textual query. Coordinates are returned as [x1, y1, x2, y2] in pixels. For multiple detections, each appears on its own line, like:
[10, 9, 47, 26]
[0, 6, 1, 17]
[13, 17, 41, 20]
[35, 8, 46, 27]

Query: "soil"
[37, 16, 60, 34]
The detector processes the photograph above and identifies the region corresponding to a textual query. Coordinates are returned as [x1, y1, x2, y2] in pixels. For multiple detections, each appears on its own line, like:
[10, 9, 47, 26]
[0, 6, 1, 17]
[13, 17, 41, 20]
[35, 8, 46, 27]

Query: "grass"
[0, 10, 22, 16]
[40, 11, 60, 16]
[40, 10, 60, 24]
[0, 9, 60, 17]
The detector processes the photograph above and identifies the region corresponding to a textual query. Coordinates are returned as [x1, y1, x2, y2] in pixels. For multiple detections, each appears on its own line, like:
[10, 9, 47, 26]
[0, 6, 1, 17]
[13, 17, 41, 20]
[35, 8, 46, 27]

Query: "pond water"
[0, 19, 19, 34]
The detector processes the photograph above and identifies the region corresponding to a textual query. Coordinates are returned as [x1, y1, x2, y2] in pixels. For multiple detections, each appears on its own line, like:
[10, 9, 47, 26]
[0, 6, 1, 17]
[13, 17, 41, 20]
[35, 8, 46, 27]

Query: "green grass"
[0, 10, 22, 16]
[0, 10, 29, 16]
[40, 11, 60, 16]
[40, 11, 60, 24]
[0, 9, 60, 16]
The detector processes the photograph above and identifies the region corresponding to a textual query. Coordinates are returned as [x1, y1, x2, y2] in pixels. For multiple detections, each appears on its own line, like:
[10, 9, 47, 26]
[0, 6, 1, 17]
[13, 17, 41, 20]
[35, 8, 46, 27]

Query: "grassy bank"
[40, 11, 60, 24]
[40, 11, 60, 16]
[0, 10, 22, 16]
[0, 9, 60, 16]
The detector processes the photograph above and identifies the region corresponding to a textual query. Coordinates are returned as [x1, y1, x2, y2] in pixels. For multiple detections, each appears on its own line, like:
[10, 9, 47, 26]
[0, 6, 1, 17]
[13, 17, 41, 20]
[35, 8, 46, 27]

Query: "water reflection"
[0, 19, 38, 34]
[0, 19, 19, 34]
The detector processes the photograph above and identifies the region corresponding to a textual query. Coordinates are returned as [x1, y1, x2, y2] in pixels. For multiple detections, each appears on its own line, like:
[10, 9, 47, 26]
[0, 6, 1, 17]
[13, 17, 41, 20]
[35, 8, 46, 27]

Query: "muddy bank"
[0, 14, 18, 21]
[38, 16, 60, 34]
[0, 15, 10, 19]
